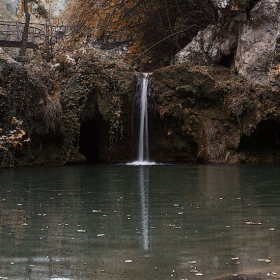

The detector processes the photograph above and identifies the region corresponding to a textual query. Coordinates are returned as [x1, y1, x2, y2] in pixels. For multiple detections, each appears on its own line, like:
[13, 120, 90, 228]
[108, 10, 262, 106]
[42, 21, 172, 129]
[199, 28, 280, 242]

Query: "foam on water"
[126, 161, 156, 166]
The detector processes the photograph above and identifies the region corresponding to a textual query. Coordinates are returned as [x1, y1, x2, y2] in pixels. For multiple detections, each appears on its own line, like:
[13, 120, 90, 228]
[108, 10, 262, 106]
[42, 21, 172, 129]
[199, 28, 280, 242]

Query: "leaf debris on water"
[245, 222, 262, 225]
[257, 258, 271, 263]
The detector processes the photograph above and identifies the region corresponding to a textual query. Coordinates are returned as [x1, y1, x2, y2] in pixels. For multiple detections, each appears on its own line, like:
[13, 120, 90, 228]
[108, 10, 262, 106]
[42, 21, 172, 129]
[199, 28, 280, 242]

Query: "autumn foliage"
[64, 0, 215, 66]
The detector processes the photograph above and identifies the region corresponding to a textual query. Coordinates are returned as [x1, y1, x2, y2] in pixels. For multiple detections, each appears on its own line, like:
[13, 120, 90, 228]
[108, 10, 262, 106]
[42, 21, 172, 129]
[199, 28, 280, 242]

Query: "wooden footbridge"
[0, 20, 68, 50]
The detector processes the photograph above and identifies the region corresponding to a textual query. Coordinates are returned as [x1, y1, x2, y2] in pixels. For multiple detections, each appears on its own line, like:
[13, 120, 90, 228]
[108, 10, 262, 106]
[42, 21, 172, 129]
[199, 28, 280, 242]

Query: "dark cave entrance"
[248, 0, 259, 11]
[238, 120, 280, 162]
[79, 119, 100, 163]
[219, 53, 235, 68]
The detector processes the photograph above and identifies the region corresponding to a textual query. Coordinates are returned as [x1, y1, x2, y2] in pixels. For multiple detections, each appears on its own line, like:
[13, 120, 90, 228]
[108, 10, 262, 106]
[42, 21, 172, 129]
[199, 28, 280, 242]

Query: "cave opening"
[248, 0, 259, 12]
[219, 53, 235, 68]
[238, 120, 280, 162]
[79, 119, 100, 163]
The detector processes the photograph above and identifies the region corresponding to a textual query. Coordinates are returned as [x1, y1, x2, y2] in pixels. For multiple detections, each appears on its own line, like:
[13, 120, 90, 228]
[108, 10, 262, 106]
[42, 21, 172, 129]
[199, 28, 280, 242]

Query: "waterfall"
[127, 72, 155, 166]
[138, 73, 150, 162]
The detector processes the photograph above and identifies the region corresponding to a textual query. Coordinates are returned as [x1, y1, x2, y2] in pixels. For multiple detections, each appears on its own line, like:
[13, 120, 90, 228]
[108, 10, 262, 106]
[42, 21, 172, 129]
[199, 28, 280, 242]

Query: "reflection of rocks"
[217, 273, 279, 280]
[0, 208, 27, 227]
[0, 208, 28, 245]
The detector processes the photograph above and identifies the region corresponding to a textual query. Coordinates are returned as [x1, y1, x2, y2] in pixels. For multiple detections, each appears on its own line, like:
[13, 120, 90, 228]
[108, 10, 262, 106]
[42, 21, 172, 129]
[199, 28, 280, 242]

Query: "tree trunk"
[20, 0, 30, 56]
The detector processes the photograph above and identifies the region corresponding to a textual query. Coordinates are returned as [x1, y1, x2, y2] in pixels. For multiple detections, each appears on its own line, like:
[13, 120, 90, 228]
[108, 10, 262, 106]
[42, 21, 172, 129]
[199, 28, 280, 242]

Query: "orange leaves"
[63, 0, 213, 65]
[65, 0, 155, 57]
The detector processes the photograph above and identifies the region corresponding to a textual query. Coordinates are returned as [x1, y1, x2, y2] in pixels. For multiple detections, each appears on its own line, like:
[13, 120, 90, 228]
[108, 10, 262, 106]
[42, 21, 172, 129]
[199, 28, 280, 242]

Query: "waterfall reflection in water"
[139, 167, 149, 251]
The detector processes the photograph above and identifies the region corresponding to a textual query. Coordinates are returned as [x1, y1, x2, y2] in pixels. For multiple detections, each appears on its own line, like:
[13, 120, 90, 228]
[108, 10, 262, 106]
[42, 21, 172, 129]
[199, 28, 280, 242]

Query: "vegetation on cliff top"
[64, 0, 218, 67]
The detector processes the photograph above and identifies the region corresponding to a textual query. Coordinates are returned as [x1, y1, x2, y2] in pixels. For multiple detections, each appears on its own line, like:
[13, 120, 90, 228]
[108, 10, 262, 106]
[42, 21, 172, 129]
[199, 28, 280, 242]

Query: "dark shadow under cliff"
[238, 120, 280, 163]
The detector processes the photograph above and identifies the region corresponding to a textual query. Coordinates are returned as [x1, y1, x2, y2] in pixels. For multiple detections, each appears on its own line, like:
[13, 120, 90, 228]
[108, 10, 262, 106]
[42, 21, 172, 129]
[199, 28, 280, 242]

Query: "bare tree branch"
[132, 24, 196, 62]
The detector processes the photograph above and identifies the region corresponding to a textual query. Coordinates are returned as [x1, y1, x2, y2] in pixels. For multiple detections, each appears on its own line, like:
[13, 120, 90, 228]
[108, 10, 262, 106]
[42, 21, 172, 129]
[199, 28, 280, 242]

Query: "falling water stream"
[138, 73, 150, 162]
[129, 73, 155, 166]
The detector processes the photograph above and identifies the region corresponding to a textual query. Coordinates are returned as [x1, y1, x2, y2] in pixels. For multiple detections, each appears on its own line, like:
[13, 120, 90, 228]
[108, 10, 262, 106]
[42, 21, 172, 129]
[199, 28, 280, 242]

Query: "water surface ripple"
[0, 164, 280, 280]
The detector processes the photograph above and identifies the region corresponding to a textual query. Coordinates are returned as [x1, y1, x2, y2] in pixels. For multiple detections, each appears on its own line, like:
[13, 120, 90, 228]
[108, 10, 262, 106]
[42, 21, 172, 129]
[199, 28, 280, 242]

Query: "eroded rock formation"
[152, 63, 280, 163]
[175, 0, 280, 89]
[155, 0, 280, 163]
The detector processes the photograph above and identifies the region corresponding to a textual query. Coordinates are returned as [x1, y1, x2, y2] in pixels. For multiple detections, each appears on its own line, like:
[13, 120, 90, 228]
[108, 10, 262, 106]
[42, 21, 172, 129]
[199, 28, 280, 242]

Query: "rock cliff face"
[175, 0, 280, 89]
[155, 0, 280, 163]
[152, 63, 280, 163]
[235, 0, 280, 89]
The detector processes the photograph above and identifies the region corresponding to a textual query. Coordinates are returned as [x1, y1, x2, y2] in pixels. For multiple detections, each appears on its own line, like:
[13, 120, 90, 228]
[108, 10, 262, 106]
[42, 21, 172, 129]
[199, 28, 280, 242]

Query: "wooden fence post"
[16, 22, 22, 41]
[7, 24, 11, 41]
[45, 24, 50, 59]
[31, 27, 35, 43]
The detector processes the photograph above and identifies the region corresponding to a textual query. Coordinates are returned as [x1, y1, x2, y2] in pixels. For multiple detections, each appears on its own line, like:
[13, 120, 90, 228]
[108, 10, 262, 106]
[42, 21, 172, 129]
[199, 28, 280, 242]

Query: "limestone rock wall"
[175, 0, 280, 90]
[152, 62, 280, 163]
[235, 0, 280, 89]
[164, 0, 280, 163]
[174, 23, 240, 66]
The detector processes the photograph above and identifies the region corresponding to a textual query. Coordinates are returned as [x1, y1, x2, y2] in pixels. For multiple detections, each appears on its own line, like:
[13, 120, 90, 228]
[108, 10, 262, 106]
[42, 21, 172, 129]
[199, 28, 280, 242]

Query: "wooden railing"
[0, 21, 68, 50]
